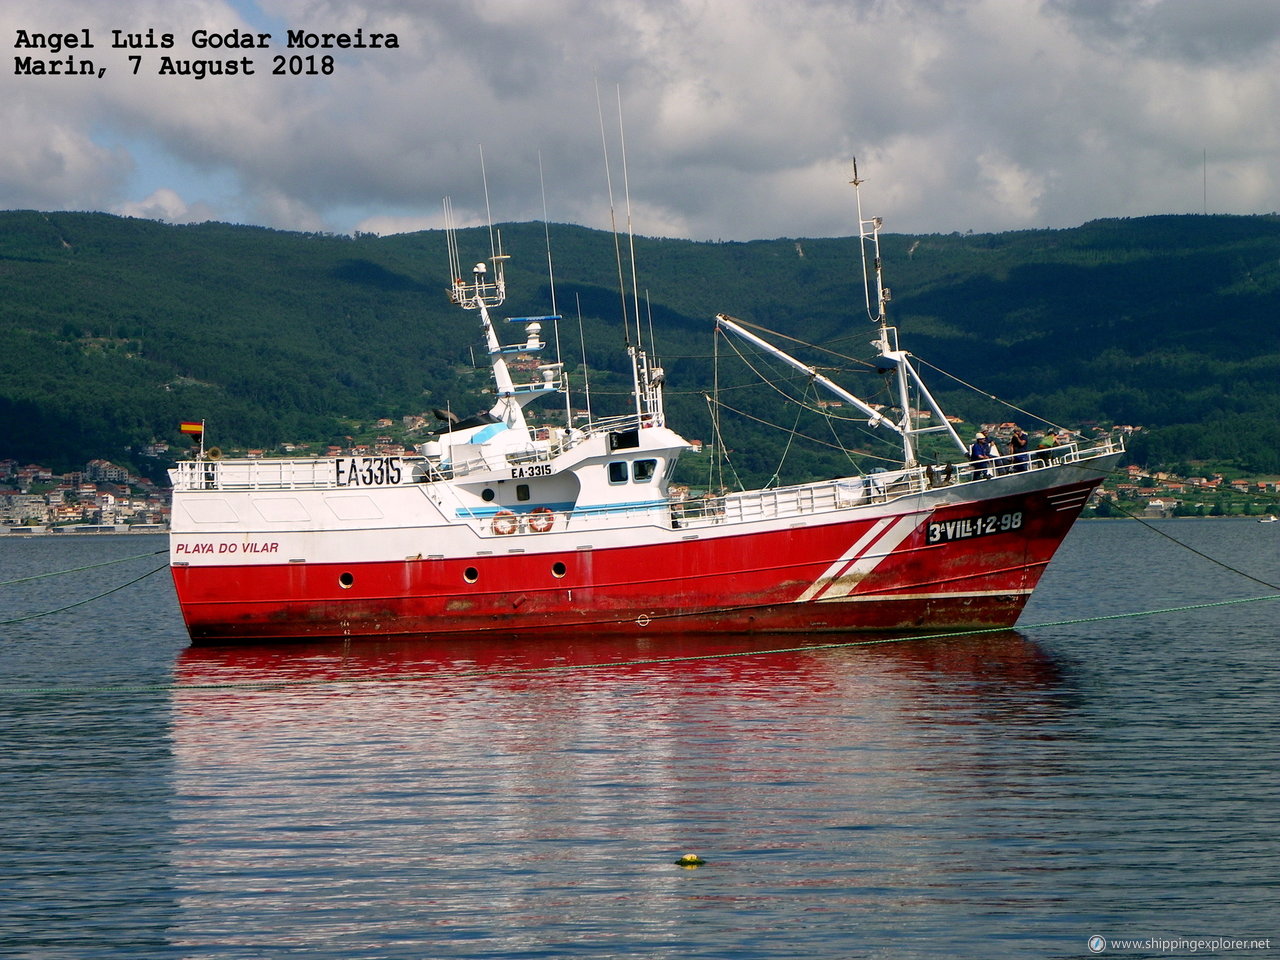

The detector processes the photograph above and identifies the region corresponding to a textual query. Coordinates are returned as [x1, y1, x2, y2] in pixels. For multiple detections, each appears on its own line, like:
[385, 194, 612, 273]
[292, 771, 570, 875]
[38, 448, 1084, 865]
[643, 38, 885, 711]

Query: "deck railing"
[173, 435, 1122, 532]
[169, 457, 432, 492]
[670, 437, 1122, 529]
[671, 469, 927, 528]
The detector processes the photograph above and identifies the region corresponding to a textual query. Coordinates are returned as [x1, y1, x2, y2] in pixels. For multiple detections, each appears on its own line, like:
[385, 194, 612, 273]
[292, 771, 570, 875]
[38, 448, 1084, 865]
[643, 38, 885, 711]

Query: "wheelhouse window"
[607, 462, 629, 484]
[633, 459, 658, 483]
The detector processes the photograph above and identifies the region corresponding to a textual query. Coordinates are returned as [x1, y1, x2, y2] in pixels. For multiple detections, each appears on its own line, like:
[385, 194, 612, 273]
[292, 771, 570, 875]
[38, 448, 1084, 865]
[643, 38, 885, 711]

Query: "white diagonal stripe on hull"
[817, 586, 1035, 604]
[796, 514, 923, 603]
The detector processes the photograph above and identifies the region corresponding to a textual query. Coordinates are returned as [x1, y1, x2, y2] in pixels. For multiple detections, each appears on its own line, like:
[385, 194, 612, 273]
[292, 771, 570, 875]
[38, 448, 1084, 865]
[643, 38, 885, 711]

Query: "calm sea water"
[1, 521, 1277, 959]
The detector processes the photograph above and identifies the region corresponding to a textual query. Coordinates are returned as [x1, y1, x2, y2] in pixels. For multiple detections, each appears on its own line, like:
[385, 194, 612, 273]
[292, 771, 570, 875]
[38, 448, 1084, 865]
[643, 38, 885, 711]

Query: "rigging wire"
[710, 329, 902, 467]
[724, 315, 881, 371]
[765, 377, 812, 488]
[708, 331, 721, 494]
[913, 355, 1077, 437]
[704, 394, 901, 467]
[710, 315, 1080, 448]
[705, 331, 746, 493]
[818, 394, 872, 471]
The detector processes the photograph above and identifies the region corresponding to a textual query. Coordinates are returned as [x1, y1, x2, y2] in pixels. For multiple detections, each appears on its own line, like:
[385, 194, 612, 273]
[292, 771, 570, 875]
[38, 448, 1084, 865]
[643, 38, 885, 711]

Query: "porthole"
[338, 572, 355, 589]
[551, 561, 567, 579]
[481, 488, 496, 502]
[463, 566, 479, 583]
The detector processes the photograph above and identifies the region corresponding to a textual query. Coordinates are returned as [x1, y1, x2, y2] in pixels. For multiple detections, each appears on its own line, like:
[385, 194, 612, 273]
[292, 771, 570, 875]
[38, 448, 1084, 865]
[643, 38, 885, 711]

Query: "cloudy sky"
[4, 0, 1279, 240]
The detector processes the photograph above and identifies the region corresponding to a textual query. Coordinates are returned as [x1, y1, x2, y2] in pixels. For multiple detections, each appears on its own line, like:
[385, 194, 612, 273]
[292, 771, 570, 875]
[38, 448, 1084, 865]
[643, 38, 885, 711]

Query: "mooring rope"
[0, 562, 171, 626]
[0, 548, 168, 586]
[3, 498, 1276, 693]
[1095, 475, 1280, 592]
[2, 592, 1276, 696]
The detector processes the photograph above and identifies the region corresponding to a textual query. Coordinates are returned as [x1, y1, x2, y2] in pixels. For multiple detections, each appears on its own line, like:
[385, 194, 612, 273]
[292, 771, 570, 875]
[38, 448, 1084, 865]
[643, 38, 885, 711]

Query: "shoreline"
[0, 524, 167, 536]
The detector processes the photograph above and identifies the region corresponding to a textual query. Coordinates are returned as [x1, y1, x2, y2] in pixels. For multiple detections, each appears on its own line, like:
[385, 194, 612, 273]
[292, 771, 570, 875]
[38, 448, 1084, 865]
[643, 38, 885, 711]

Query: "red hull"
[171, 479, 1099, 645]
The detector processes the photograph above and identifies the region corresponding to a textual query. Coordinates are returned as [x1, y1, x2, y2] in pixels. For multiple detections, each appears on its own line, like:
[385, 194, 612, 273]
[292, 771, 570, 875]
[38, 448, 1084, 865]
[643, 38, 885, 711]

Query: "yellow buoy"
[675, 853, 706, 867]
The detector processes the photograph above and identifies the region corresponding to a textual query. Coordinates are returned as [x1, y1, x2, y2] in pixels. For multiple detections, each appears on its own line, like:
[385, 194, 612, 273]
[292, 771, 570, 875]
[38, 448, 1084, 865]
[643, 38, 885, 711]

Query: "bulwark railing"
[172, 437, 1122, 524]
[670, 437, 1122, 529]
[170, 456, 435, 492]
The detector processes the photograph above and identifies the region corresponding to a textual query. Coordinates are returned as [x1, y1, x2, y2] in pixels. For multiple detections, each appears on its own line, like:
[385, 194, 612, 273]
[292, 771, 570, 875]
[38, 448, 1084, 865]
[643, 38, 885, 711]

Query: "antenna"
[618, 85, 643, 350]
[444, 196, 461, 284]
[851, 157, 889, 327]
[480, 144, 497, 261]
[645, 290, 657, 357]
[538, 152, 558, 319]
[575, 293, 594, 426]
[540, 151, 572, 429]
[595, 77, 631, 345]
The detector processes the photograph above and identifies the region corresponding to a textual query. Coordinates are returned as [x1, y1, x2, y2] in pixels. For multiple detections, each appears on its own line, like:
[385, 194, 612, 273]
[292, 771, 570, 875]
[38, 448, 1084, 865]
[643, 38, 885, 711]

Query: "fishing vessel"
[168, 173, 1122, 645]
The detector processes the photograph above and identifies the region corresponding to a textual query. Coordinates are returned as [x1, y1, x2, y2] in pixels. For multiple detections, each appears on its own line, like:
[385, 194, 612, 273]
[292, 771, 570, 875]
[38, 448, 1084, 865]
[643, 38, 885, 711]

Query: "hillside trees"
[0, 209, 1277, 480]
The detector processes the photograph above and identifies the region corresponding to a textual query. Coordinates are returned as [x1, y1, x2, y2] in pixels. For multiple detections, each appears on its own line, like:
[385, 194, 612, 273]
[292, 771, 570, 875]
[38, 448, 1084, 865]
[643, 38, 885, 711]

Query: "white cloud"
[113, 187, 216, 223]
[354, 211, 440, 236]
[3, 0, 1278, 240]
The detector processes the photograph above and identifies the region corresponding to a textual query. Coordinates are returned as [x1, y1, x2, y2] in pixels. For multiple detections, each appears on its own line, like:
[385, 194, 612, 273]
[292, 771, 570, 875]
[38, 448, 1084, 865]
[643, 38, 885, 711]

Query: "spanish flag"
[180, 421, 204, 436]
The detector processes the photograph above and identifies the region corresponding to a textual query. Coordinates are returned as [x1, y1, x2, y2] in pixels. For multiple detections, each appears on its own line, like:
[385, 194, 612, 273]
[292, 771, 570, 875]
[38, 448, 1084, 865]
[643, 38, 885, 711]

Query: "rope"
[1094, 479, 1280, 592]
[3, 593, 1276, 696]
[2, 472, 1274, 693]
[0, 548, 168, 586]
[0, 562, 170, 625]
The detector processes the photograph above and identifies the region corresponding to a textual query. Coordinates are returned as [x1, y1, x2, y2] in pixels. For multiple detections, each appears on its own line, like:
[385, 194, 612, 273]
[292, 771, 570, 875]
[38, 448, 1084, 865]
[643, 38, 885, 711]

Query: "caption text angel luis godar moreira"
[14, 26, 400, 79]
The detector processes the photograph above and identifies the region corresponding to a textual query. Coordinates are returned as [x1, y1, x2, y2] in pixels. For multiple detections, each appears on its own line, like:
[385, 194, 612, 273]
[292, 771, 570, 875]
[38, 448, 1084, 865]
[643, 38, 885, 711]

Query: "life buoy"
[491, 510, 518, 535]
[527, 507, 555, 533]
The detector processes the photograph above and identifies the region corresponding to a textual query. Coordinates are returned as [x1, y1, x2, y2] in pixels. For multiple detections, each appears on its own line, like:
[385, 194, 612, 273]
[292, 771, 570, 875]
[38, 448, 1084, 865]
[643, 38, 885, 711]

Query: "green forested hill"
[1, 209, 1278, 481]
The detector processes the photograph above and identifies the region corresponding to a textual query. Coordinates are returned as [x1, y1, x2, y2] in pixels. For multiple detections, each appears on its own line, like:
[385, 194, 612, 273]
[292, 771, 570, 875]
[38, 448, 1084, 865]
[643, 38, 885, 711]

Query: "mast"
[852, 158, 915, 464]
[445, 201, 561, 440]
[716, 163, 965, 468]
[850, 160, 965, 463]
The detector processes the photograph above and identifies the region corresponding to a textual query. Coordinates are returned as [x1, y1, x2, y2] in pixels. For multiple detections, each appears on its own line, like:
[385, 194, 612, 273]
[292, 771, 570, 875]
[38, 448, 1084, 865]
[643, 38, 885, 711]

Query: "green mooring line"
[0, 563, 170, 625]
[0, 548, 168, 587]
[2, 592, 1276, 696]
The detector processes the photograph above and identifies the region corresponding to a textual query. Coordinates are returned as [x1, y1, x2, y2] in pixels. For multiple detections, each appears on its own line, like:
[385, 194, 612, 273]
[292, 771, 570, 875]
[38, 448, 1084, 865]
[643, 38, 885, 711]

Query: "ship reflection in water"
[166, 631, 1076, 957]
[171, 630, 1073, 732]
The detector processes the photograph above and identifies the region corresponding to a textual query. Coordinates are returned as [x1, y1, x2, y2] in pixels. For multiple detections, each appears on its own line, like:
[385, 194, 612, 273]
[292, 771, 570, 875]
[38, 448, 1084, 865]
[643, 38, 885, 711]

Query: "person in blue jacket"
[968, 431, 994, 478]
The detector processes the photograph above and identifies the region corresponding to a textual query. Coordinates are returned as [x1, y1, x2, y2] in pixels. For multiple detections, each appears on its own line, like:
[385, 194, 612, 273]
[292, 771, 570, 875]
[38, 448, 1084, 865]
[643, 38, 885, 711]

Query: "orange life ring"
[491, 510, 518, 535]
[527, 507, 555, 533]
